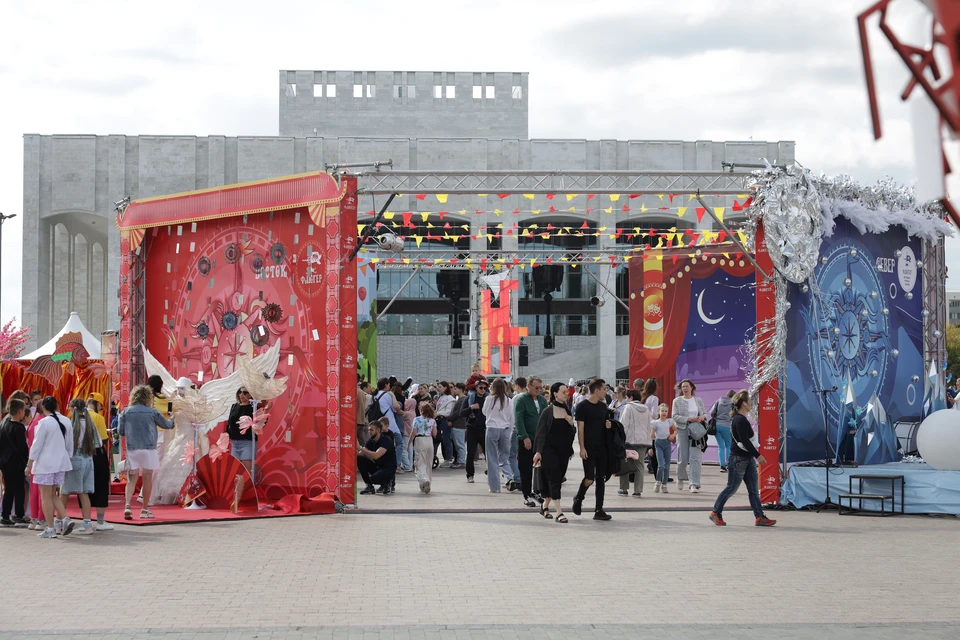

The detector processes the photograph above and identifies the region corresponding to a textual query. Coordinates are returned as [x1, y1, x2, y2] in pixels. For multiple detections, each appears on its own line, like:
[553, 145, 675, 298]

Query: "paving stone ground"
[0, 463, 957, 639]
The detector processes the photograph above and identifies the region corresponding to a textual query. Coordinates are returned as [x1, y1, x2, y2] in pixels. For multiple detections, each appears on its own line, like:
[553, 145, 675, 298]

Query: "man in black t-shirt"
[573, 378, 613, 521]
[357, 422, 397, 495]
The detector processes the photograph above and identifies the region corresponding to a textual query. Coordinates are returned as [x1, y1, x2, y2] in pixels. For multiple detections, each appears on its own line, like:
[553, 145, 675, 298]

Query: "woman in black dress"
[533, 382, 576, 523]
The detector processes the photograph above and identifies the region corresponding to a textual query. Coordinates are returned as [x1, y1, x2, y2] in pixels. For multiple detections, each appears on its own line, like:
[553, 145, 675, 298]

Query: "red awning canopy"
[117, 171, 344, 231]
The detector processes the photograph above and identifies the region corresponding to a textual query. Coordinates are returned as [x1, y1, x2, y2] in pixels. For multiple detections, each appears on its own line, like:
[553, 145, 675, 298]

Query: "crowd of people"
[0, 364, 777, 537]
[0, 372, 272, 539]
[354, 366, 777, 526]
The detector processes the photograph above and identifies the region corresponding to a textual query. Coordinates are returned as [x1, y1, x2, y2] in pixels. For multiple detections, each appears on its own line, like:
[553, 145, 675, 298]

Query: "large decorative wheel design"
[809, 241, 890, 428]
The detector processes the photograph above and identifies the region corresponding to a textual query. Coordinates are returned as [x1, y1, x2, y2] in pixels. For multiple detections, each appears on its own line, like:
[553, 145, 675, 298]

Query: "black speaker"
[532, 265, 564, 297]
[436, 270, 470, 300]
[518, 344, 529, 367]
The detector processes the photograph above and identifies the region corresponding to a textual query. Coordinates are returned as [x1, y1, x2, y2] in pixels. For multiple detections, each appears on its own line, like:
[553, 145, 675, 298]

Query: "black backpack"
[366, 392, 387, 423]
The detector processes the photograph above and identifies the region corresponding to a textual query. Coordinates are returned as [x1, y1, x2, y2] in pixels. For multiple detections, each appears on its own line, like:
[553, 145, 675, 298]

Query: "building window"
[366, 84, 376, 98]
[407, 85, 416, 98]
[285, 83, 297, 97]
[473, 85, 482, 99]
[433, 85, 442, 99]
[485, 85, 495, 99]
[326, 84, 336, 97]
[313, 84, 323, 97]
[511, 85, 522, 99]
[445, 85, 456, 99]
[353, 84, 363, 98]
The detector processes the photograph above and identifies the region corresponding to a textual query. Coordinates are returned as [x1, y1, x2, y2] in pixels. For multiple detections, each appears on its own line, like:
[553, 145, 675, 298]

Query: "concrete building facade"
[21, 70, 795, 383]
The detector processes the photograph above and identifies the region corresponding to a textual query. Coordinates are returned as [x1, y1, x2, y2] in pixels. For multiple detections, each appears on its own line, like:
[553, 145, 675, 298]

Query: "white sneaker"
[74, 523, 95, 536]
[467, 476, 475, 483]
[37, 528, 57, 539]
[677, 480, 684, 491]
[95, 522, 115, 531]
[60, 518, 75, 537]
[654, 482, 662, 493]
[661, 485, 669, 493]
[690, 486, 700, 493]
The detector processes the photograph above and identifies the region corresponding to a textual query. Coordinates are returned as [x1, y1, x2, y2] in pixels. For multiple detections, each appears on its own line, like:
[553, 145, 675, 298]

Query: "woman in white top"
[26, 396, 75, 539]
[671, 379, 708, 493]
[435, 381, 457, 467]
[481, 378, 515, 493]
[617, 390, 651, 497]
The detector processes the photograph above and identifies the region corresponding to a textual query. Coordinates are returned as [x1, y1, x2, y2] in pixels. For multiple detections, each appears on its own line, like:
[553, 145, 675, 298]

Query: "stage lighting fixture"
[375, 232, 405, 253]
[590, 296, 605, 307]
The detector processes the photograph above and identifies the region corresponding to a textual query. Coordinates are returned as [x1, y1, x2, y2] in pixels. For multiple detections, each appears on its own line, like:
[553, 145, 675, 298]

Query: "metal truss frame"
[353, 169, 753, 196]
[923, 237, 948, 370]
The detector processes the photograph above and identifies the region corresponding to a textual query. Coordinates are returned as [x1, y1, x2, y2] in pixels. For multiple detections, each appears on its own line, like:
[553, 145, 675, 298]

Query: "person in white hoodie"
[26, 396, 75, 539]
[481, 378, 515, 493]
[617, 390, 652, 497]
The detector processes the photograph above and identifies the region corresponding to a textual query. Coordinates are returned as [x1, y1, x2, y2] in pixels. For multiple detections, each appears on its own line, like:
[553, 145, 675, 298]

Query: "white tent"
[18, 312, 102, 360]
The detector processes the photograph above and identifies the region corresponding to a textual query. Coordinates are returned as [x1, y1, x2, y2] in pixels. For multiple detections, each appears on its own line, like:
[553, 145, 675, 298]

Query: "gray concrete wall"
[279, 71, 529, 139]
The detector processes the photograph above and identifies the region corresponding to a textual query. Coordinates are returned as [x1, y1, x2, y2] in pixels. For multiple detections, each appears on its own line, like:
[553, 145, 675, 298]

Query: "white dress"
[151, 413, 209, 505]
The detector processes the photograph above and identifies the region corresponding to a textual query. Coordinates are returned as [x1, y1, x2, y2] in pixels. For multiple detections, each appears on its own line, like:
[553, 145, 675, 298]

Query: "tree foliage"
[0, 319, 31, 361]
[946, 323, 960, 381]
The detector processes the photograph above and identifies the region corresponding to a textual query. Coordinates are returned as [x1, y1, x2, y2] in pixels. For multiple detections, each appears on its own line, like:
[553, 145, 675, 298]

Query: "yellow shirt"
[88, 411, 108, 441]
[153, 394, 170, 433]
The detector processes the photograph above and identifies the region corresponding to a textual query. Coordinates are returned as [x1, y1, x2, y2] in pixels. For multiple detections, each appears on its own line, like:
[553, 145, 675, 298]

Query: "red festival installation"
[116, 172, 358, 508]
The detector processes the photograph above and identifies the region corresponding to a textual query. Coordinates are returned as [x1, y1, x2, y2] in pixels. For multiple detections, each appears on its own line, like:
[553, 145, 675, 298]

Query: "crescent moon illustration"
[697, 289, 725, 325]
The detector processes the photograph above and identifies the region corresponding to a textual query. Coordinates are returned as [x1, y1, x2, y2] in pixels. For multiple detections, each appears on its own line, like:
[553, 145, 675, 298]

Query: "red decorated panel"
[141, 205, 349, 500]
[338, 177, 358, 504]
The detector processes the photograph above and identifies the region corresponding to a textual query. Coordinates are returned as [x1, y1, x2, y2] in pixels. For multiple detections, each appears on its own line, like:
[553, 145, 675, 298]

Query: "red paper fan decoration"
[195, 453, 259, 512]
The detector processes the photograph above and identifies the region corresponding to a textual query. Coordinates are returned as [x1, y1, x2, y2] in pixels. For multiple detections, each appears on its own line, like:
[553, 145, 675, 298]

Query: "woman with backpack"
[26, 396, 75, 539]
[60, 399, 101, 535]
[710, 390, 736, 472]
[672, 379, 708, 494]
[709, 391, 777, 527]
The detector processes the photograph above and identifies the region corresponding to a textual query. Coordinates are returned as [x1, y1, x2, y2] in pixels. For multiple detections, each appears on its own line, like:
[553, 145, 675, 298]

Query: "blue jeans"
[485, 428, 513, 492]
[507, 432, 521, 483]
[715, 425, 732, 467]
[397, 432, 413, 471]
[713, 455, 764, 518]
[654, 439, 672, 484]
[451, 427, 467, 464]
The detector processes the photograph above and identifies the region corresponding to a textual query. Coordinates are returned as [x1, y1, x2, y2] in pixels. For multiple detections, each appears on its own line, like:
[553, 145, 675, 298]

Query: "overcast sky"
[1, 0, 957, 328]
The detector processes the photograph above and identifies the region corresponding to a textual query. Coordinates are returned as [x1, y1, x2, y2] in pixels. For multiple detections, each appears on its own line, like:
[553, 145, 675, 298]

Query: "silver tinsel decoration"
[750, 164, 823, 283]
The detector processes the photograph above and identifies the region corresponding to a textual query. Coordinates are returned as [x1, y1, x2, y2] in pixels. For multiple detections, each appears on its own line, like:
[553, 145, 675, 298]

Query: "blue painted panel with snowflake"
[784, 217, 923, 463]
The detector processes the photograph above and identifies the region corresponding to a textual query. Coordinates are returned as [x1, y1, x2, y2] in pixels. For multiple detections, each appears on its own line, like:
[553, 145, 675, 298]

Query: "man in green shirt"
[514, 376, 548, 507]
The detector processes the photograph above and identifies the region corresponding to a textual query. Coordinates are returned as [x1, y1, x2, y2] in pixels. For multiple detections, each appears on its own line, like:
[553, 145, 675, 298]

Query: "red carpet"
[68, 493, 338, 526]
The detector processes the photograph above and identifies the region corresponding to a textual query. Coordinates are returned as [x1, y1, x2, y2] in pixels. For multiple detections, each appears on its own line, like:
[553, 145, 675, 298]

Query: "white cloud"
[1, 0, 958, 329]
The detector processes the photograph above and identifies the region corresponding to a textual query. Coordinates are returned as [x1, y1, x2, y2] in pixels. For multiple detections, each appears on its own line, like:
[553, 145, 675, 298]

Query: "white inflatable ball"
[917, 409, 960, 471]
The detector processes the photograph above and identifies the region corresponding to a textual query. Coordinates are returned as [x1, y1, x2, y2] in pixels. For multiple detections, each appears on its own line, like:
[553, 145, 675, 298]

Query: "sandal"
[123, 506, 132, 521]
[540, 505, 553, 520]
[555, 514, 569, 523]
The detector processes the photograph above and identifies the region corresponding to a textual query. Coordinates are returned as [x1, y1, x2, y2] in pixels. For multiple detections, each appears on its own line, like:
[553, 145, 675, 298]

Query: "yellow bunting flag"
[436, 194, 448, 203]
[370, 257, 380, 264]
[714, 207, 725, 223]
[494, 209, 502, 216]
[402, 258, 411, 264]
[358, 224, 367, 234]
[530, 258, 537, 267]
[641, 204, 648, 213]
[676, 207, 687, 218]
[459, 210, 467, 215]
[737, 194, 748, 199]
[567, 207, 576, 213]
[478, 194, 488, 197]
[689, 194, 696, 202]
[566, 194, 579, 201]
[532, 209, 541, 215]
[414, 235, 423, 247]
[420, 212, 430, 222]
[658, 194, 664, 200]
[604, 207, 613, 214]
[383, 212, 395, 220]
[609, 194, 620, 201]
[524, 194, 535, 200]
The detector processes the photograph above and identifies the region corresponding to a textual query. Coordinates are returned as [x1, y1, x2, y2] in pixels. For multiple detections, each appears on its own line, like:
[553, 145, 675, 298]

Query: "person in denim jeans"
[649, 404, 674, 494]
[709, 391, 735, 472]
[481, 379, 515, 493]
[448, 383, 468, 468]
[710, 391, 776, 527]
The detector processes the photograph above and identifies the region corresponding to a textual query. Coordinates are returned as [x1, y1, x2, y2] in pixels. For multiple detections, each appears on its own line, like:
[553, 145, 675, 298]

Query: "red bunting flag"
[580, 221, 589, 229]
[402, 211, 414, 228]
[732, 200, 743, 212]
[629, 194, 640, 199]
[415, 194, 426, 201]
[546, 194, 555, 200]
[512, 208, 520, 215]
[587, 194, 595, 200]
[438, 211, 448, 219]
[443, 222, 451, 229]
[498, 194, 510, 199]
[695, 207, 706, 223]
[622, 204, 630, 212]
[549, 205, 556, 212]
[546, 257, 554, 264]
[717, 230, 727, 242]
